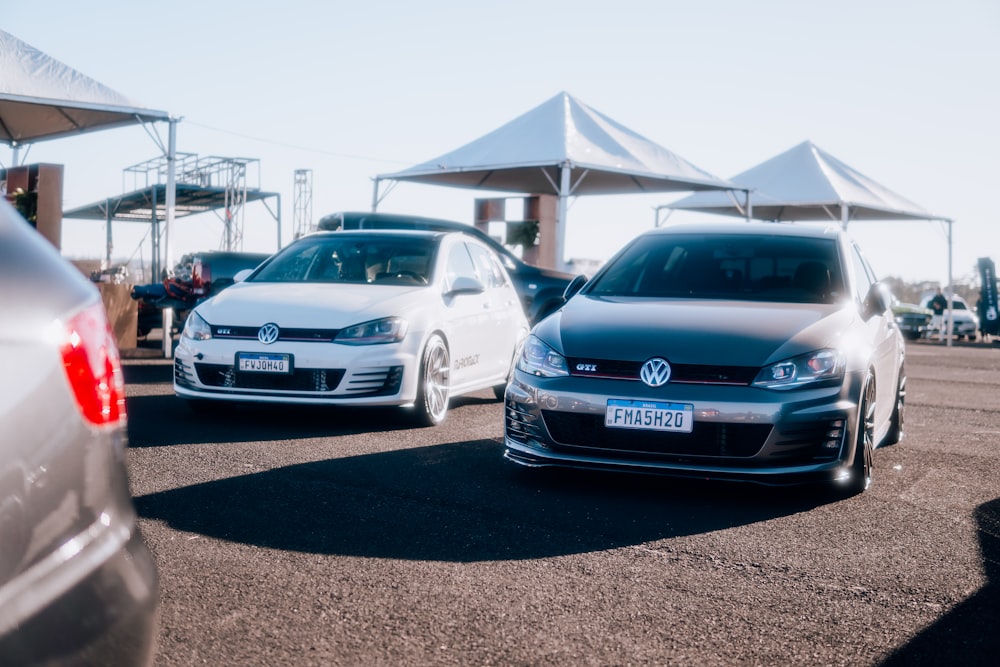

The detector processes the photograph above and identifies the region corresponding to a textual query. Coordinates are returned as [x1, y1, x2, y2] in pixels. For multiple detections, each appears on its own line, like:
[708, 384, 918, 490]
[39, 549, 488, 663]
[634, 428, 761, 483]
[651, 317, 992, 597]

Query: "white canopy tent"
[373, 91, 745, 270]
[0, 29, 179, 356]
[666, 140, 956, 343]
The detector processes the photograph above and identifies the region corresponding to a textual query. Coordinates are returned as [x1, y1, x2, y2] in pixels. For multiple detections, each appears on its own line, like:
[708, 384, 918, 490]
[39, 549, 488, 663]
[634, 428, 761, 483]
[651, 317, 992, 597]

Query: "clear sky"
[4, 0, 998, 286]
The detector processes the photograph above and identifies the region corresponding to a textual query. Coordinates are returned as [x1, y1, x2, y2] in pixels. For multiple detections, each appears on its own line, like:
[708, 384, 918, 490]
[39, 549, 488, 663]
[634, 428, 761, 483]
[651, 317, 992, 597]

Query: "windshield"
[588, 233, 845, 304]
[252, 235, 436, 285]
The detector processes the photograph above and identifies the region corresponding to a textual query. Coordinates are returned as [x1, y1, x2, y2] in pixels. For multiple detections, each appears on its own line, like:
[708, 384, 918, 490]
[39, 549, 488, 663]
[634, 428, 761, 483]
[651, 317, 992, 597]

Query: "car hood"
[192, 282, 428, 328]
[537, 295, 858, 367]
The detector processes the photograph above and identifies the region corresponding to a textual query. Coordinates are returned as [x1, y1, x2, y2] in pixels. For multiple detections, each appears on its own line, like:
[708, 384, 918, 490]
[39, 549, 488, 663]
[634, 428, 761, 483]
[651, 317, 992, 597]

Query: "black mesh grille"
[539, 411, 844, 466]
[541, 411, 771, 459]
[195, 363, 345, 392]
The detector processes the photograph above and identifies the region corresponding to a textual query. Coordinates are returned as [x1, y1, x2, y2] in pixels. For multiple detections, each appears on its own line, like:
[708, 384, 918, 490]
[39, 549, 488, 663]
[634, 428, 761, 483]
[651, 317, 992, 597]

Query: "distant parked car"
[133, 250, 272, 336]
[919, 292, 979, 340]
[892, 300, 933, 340]
[504, 222, 906, 497]
[174, 229, 530, 425]
[318, 211, 577, 324]
[0, 199, 159, 664]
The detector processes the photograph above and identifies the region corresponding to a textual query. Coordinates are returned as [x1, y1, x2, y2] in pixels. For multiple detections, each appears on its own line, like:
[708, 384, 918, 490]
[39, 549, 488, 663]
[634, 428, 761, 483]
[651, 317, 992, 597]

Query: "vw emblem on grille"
[640, 358, 672, 387]
[257, 323, 280, 345]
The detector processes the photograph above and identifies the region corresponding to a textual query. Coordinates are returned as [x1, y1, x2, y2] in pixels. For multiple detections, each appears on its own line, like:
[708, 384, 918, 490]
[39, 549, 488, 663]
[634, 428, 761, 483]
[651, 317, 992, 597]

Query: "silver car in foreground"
[505, 222, 906, 496]
[0, 200, 159, 664]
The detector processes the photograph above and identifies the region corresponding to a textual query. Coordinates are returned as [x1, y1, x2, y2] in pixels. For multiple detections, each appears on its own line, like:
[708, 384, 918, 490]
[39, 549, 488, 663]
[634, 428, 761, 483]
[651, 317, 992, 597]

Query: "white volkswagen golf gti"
[174, 229, 529, 425]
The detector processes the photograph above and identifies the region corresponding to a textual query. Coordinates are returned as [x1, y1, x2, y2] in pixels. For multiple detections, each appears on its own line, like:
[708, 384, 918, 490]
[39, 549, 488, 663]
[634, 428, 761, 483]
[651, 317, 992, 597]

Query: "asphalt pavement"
[123, 338, 1000, 666]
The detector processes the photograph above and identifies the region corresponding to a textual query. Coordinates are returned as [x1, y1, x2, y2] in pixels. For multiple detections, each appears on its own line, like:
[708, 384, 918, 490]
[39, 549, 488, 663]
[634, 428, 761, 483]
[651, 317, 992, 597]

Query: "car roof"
[318, 211, 473, 232]
[317, 211, 523, 264]
[647, 221, 845, 239]
[300, 228, 466, 243]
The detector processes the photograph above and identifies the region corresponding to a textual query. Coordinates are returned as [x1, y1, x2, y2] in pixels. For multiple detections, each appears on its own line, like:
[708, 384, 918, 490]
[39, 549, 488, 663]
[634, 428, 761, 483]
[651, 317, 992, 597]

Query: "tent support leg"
[162, 118, 178, 359]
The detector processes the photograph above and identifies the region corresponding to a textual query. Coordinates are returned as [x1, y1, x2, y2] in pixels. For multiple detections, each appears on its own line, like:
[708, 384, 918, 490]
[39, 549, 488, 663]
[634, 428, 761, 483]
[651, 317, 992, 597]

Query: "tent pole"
[841, 203, 848, 230]
[276, 193, 282, 249]
[105, 199, 113, 267]
[556, 164, 570, 272]
[947, 219, 954, 348]
[162, 118, 178, 359]
[371, 177, 381, 212]
[745, 189, 752, 222]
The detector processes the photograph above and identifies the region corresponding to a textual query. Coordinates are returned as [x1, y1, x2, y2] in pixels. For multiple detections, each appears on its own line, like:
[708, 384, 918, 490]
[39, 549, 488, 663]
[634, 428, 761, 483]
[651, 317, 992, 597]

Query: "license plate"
[605, 399, 693, 433]
[237, 352, 292, 374]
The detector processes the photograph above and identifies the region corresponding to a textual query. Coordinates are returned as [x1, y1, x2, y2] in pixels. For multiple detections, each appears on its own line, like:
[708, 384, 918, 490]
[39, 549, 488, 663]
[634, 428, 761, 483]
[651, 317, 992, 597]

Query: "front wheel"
[884, 366, 905, 446]
[412, 334, 450, 426]
[840, 375, 875, 497]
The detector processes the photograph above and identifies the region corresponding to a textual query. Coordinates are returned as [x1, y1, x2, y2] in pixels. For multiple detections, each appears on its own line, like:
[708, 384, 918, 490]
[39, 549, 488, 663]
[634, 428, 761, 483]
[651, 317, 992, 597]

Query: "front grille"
[566, 357, 758, 385]
[195, 363, 345, 392]
[541, 411, 770, 459]
[191, 363, 405, 397]
[211, 325, 340, 342]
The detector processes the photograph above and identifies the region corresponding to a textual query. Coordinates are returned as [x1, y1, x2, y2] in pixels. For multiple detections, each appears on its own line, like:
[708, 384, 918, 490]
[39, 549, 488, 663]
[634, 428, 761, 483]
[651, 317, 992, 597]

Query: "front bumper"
[503, 370, 864, 487]
[173, 336, 419, 406]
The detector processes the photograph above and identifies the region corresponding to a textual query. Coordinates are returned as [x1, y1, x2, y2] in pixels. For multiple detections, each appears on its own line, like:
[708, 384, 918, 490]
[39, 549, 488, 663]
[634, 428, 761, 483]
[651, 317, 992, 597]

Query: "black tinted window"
[588, 233, 844, 304]
[252, 235, 435, 285]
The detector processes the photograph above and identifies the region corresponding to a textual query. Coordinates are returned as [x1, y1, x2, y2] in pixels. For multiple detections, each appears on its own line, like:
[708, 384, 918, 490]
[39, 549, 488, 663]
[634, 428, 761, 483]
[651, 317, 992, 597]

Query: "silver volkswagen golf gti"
[504, 222, 905, 496]
[0, 200, 159, 663]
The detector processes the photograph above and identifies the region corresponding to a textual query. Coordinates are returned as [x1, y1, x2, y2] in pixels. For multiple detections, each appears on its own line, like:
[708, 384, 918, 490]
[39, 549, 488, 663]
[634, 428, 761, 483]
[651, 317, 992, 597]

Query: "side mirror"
[563, 274, 588, 302]
[862, 282, 892, 320]
[233, 269, 253, 283]
[446, 276, 485, 296]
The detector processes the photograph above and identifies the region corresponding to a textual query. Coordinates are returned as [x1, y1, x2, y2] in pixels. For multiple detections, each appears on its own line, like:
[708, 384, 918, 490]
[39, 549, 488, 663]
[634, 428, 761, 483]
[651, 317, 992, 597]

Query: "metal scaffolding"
[64, 153, 280, 280]
[293, 168, 313, 239]
[123, 154, 259, 251]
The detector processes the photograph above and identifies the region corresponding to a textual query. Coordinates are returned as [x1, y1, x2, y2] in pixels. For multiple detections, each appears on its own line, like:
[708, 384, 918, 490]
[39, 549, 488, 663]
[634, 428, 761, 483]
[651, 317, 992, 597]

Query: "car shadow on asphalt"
[134, 437, 831, 562]
[121, 359, 174, 385]
[124, 389, 496, 447]
[878, 496, 1000, 665]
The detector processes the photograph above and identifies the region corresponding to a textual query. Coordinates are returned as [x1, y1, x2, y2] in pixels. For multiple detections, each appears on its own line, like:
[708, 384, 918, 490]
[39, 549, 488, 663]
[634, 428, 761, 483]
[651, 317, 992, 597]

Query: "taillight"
[192, 260, 208, 295]
[59, 302, 127, 426]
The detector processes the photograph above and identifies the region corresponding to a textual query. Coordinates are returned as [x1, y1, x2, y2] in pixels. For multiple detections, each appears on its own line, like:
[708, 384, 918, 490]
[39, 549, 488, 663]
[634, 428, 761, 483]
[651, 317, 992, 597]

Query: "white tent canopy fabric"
[666, 140, 946, 225]
[374, 91, 741, 268]
[0, 29, 169, 146]
[666, 139, 958, 345]
[376, 91, 737, 196]
[1, 29, 177, 357]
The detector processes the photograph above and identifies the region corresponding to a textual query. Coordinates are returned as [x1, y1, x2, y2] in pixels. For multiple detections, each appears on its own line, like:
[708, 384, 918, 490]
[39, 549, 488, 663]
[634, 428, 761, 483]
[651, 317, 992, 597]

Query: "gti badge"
[640, 357, 671, 387]
[257, 323, 280, 345]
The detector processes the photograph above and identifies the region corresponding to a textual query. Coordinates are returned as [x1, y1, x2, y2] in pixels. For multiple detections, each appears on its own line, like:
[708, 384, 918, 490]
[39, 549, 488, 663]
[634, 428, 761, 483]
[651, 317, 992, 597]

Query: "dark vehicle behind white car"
[505, 222, 906, 496]
[0, 200, 159, 664]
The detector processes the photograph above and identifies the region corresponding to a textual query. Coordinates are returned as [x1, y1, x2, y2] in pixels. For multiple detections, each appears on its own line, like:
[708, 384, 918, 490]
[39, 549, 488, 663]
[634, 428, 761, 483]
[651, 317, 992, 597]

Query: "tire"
[841, 375, 875, 497]
[412, 334, 450, 426]
[884, 365, 905, 446]
[493, 383, 507, 401]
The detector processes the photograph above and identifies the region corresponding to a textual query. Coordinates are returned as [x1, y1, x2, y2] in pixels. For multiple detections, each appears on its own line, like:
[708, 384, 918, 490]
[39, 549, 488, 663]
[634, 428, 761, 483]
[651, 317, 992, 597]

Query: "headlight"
[752, 349, 844, 390]
[335, 317, 408, 345]
[182, 311, 212, 341]
[516, 335, 568, 377]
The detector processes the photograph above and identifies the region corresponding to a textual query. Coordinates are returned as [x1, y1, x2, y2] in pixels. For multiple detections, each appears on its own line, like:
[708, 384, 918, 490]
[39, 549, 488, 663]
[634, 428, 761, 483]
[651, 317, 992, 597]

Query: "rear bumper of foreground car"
[0, 524, 159, 666]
